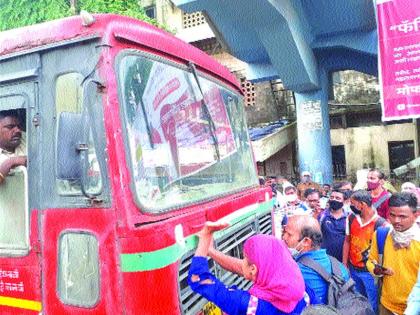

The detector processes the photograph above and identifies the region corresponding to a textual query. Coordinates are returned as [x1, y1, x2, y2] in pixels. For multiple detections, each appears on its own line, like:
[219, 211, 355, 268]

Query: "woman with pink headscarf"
[188, 222, 314, 314]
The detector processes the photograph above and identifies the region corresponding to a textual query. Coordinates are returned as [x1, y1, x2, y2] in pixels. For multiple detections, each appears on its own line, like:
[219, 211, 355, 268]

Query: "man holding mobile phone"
[367, 193, 420, 315]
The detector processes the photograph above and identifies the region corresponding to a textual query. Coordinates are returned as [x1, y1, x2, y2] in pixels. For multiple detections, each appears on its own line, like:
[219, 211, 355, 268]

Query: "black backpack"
[298, 255, 375, 315]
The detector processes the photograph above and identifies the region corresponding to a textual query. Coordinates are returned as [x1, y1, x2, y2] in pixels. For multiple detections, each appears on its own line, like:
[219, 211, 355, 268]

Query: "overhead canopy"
[173, 0, 378, 92]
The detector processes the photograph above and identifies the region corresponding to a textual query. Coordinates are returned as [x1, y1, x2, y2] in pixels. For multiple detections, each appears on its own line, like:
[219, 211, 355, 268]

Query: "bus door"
[36, 43, 120, 314]
[0, 73, 42, 315]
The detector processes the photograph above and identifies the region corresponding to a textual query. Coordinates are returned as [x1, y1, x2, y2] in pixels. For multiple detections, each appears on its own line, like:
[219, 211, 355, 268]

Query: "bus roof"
[0, 14, 241, 92]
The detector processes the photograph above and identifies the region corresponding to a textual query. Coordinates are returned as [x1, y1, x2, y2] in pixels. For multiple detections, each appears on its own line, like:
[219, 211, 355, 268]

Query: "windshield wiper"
[188, 61, 220, 161]
[132, 63, 154, 149]
[138, 97, 154, 149]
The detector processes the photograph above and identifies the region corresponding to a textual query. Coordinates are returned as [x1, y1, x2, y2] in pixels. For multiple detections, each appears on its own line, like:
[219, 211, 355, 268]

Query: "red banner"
[377, 0, 420, 120]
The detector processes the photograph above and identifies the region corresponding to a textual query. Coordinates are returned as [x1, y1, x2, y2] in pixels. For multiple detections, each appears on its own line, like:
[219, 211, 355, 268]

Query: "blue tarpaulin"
[248, 119, 289, 141]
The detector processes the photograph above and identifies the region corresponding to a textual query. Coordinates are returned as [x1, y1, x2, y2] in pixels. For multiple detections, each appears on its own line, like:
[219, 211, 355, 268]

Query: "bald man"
[282, 215, 350, 304]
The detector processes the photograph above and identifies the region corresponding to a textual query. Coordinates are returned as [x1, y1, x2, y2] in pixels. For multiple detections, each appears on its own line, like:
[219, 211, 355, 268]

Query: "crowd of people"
[187, 169, 419, 315]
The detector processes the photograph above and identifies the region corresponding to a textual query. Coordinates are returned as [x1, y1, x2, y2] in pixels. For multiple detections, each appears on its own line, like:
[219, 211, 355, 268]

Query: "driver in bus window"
[0, 109, 27, 184]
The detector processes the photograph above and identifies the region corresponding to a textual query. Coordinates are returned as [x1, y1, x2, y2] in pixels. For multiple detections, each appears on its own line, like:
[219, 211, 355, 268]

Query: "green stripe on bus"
[121, 235, 199, 272]
[120, 199, 274, 272]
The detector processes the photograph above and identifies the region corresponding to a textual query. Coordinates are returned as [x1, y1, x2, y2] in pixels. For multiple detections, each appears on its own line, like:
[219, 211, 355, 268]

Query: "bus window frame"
[53, 70, 111, 206]
[0, 89, 31, 257]
[115, 49, 258, 214]
[0, 163, 29, 257]
[38, 42, 111, 210]
[56, 230, 100, 308]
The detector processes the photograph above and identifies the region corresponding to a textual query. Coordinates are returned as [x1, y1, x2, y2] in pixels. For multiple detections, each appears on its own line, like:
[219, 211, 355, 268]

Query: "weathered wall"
[156, 0, 183, 32]
[259, 143, 295, 178]
[245, 82, 280, 126]
[141, 0, 183, 32]
[212, 52, 247, 73]
[330, 123, 417, 174]
[211, 52, 281, 126]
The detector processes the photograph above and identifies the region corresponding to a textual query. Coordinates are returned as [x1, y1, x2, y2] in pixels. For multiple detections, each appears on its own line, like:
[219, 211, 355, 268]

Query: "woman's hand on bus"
[200, 221, 229, 237]
[195, 221, 229, 257]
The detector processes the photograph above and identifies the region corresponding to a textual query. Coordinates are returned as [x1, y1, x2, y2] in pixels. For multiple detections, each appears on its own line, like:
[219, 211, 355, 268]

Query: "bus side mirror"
[56, 112, 84, 180]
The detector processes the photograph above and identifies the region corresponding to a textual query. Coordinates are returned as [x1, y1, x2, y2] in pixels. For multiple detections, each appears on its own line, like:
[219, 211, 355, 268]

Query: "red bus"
[0, 14, 273, 314]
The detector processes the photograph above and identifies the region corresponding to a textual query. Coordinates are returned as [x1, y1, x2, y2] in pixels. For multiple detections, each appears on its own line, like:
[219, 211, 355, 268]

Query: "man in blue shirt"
[282, 215, 350, 304]
[319, 189, 348, 261]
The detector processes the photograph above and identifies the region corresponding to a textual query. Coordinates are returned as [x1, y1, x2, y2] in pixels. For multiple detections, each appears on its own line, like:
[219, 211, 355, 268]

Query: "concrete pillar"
[294, 67, 333, 184]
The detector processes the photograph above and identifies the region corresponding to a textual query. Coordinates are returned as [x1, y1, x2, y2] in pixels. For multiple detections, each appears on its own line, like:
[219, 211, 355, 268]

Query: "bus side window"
[0, 107, 28, 254]
[55, 73, 103, 196]
[58, 232, 99, 307]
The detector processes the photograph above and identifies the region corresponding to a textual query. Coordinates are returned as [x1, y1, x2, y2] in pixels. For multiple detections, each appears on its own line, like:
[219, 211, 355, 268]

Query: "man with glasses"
[304, 188, 322, 218]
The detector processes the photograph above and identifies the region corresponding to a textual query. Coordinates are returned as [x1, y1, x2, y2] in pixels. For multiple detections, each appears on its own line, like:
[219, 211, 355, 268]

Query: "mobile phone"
[374, 263, 386, 274]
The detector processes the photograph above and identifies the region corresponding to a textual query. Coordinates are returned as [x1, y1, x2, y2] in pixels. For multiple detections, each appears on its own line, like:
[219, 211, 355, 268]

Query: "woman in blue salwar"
[188, 222, 313, 315]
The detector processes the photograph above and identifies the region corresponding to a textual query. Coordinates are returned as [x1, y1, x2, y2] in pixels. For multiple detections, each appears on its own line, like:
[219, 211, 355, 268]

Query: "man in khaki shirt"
[296, 171, 321, 201]
[0, 110, 27, 184]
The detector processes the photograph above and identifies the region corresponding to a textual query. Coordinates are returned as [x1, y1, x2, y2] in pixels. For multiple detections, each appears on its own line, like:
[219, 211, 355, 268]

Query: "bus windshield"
[118, 52, 258, 212]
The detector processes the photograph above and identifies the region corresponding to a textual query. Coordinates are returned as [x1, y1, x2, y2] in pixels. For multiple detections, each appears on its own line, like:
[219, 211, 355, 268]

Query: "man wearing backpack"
[282, 215, 349, 303]
[367, 169, 391, 220]
[342, 190, 387, 314]
[283, 215, 374, 315]
[367, 193, 420, 315]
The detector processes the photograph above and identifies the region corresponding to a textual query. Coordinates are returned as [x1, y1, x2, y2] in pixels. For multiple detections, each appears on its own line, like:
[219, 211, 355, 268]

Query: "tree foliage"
[79, 0, 158, 26]
[0, 0, 162, 32]
[0, 0, 70, 31]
